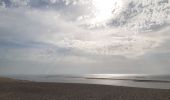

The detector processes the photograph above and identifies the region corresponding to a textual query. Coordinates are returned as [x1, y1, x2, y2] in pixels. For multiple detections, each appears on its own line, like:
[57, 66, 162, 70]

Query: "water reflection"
[9, 74, 170, 89]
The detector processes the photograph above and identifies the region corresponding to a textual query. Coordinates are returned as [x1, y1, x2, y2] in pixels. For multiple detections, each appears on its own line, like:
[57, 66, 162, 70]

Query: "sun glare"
[92, 0, 122, 24]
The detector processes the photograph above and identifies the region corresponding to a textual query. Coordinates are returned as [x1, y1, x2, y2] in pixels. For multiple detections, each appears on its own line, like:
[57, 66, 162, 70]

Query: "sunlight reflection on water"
[9, 74, 170, 89]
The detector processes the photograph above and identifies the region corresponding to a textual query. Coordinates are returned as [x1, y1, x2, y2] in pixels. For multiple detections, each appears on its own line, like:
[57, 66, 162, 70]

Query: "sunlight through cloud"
[0, 0, 170, 74]
[91, 0, 123, 24]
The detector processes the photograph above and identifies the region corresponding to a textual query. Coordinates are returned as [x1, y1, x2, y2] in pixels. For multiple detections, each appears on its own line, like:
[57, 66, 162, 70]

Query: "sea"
[5, 74, 170, 89]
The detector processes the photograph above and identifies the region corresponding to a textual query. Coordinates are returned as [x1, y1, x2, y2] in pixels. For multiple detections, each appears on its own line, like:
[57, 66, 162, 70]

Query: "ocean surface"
[6, 74, 170, 89]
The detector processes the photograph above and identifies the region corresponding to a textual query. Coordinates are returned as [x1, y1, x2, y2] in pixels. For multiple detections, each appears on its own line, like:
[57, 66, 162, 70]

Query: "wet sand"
[0, 77, 170, 100]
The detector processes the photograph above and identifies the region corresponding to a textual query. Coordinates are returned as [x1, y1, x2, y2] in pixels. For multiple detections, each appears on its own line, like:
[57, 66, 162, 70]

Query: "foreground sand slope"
[0, 77, 170, 100]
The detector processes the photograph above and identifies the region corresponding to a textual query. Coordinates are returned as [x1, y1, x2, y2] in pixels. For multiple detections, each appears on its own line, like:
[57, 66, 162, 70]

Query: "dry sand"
[0, 77, 170, 100]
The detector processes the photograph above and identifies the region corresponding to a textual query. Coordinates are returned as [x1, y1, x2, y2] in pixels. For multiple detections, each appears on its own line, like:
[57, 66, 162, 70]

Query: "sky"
[0, 0, 170, 75]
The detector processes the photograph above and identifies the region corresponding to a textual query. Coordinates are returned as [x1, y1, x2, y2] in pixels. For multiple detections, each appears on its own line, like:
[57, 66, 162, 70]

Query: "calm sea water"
[7, 74, 170, 89]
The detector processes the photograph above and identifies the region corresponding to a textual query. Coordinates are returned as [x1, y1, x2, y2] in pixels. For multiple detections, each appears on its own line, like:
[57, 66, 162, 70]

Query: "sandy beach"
[0, 77, 170, 100]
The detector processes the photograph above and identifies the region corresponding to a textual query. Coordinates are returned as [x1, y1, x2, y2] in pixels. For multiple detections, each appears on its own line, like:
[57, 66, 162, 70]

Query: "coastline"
[0, 77, 170, 100]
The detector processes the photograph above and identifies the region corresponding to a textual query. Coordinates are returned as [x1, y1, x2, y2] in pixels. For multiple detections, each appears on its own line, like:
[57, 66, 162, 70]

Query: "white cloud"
[0, 0, 170, 74]
[0, 0, 169, 58]
[108, 0, 170, 32]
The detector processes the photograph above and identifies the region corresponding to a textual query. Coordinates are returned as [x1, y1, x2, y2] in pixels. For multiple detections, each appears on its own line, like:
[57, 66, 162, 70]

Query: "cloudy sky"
[0, 0, 170, 75]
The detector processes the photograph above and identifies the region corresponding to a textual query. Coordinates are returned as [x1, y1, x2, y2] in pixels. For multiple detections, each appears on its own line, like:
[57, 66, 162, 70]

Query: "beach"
[0, 77, 170, 100]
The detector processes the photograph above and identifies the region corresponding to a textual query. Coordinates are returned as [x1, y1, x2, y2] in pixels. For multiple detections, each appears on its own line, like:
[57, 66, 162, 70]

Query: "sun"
[92, 0, 122, 24]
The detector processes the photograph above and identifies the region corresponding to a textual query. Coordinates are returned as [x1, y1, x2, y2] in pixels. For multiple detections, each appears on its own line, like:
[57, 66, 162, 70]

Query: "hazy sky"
[0, 0, 170, 75]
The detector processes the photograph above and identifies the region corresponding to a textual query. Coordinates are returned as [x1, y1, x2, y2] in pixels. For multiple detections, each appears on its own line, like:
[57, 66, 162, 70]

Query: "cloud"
[0, 0, 169, 58]
[107, 0, 170, 32]
[0, 0, 170, 74]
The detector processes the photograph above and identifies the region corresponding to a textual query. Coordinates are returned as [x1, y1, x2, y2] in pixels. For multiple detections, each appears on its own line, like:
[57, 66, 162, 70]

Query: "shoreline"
[5, 75, 170, 89]
[0, 77, 170, 100]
